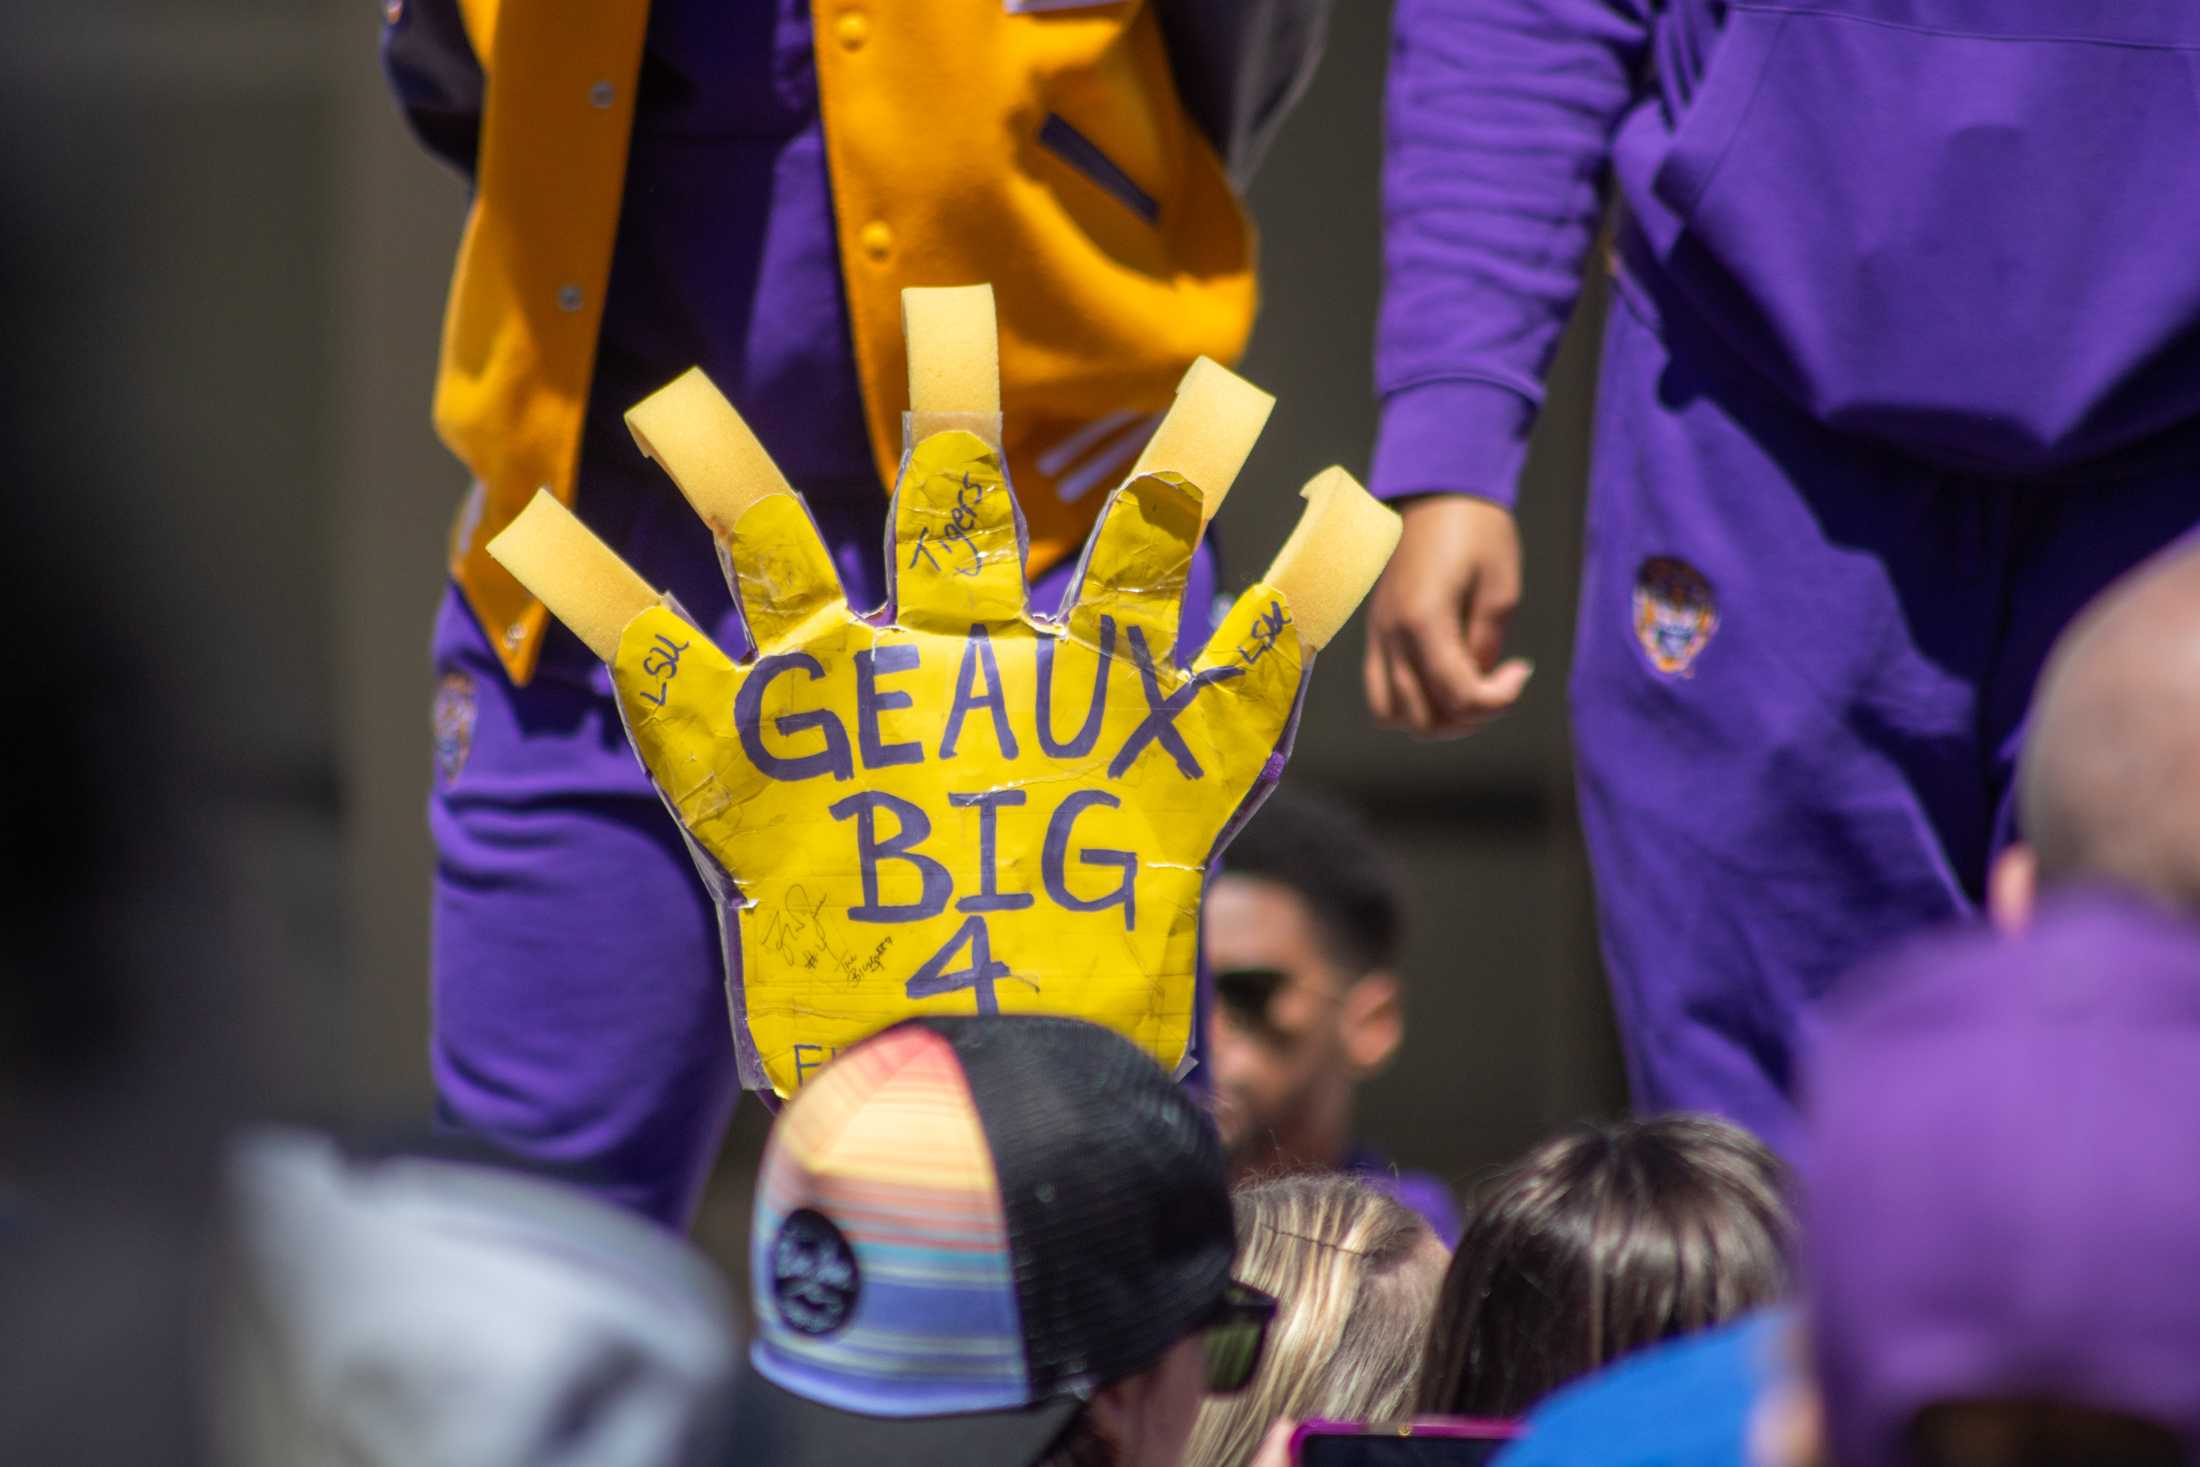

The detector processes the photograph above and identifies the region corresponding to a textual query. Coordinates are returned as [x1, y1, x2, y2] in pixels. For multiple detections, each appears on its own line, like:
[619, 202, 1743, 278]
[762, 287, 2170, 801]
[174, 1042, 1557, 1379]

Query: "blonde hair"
[1184, 1175, 1447, 1467]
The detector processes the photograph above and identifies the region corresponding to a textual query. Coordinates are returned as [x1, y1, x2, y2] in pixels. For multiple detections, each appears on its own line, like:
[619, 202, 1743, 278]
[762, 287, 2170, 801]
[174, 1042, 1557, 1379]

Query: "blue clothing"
[1492, 1309, 1789, 1467]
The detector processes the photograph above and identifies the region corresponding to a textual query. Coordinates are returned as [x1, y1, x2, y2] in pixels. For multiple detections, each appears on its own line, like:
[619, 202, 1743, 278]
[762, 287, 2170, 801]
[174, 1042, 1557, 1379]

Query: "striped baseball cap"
[730, 1014, 1239, 1467]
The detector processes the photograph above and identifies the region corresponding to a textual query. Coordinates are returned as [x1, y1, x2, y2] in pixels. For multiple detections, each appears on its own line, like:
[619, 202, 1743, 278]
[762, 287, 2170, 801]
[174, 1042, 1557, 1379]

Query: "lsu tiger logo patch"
[1632, 556, 1718, 676]
[432, 670, 478, 784]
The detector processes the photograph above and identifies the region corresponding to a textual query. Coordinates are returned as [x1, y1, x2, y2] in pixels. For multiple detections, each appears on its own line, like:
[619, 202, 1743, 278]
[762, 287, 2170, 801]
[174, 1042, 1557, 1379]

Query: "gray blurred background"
[6, 0, 1623, 1279]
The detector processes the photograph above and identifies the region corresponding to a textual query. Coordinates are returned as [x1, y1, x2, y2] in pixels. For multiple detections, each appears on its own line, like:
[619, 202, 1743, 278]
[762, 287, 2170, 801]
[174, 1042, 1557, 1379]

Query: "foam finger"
[486, 491, 659, 662]
[1061, 471, 1204, 664]
[1127, 357, 1274, 528]
[889, 429, 1029, 632]
[1252, 468, 1402, 651]
[610, 603, 753, 857]
[625, 368, 792, 538]
[903, 285, 1002, 446]
[725, 493, 849, 653]
[1189, 581, 1307, 766]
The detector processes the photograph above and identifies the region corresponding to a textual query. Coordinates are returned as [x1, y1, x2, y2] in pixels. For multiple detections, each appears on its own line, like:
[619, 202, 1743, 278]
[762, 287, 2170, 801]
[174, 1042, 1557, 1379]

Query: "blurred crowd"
[13, 541, 2200, 1467]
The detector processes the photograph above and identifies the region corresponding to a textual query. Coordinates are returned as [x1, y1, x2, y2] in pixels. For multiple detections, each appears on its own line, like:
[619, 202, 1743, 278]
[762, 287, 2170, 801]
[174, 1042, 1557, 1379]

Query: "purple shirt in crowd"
[1373, 0, 2200, 507]
[1348, 1145, 1463, 1248]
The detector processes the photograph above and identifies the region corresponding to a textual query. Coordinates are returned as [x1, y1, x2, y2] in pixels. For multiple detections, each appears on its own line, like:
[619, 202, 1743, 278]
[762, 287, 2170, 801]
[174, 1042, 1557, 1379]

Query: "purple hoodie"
[1375, 0, 2200, 506]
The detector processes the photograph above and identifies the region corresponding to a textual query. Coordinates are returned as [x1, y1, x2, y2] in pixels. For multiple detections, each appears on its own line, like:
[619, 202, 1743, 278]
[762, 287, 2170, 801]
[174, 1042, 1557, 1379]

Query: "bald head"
[2019, 543, 2200, 910]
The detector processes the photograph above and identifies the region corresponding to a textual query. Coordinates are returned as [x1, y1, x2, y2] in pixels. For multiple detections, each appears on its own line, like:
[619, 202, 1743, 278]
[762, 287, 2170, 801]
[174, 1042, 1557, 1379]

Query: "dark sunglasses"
[1201, 1280, 1278, 1395]
[1212, 966, 1291, 1036]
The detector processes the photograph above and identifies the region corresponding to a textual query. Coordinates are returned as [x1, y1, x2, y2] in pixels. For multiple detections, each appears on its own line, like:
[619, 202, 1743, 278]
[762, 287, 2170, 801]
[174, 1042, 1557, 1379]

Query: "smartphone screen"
[1293, 1419, 1520, 1467]
[1296, 1438, 1506, 1467]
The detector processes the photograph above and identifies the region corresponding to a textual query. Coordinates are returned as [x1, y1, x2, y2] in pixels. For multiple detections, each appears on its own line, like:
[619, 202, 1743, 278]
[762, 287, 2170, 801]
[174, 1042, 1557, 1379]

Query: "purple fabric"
[588, 0, 877, 537]
[432, 515, 1221, 1227]
[1570, 277, 2200, 1155]
[1376, 0, 2200, 505]
[1345, 1145, 1461, 1248]
[1803, 892, 2200, 1467]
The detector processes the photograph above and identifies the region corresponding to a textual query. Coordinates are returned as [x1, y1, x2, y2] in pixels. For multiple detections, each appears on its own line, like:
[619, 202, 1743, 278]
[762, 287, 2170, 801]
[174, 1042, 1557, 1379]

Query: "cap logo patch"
[432, 670, 478, 784]
[772, 1208, 861, 1336]
[1632, 556, 1719, 676]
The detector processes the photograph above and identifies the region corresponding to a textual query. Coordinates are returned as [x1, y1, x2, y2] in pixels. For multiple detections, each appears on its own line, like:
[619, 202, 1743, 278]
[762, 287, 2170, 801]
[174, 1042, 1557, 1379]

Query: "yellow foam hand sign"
[490, 286, 1400, 1097]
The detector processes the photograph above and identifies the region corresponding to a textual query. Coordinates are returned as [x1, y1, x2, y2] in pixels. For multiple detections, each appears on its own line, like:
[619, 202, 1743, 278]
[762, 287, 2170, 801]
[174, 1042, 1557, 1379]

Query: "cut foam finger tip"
[902, 285, 1002, 417]
[1260, 468, 1403, 650]
[1129, 357, 1275, 525]
[487, 491, 661, 662]
[625, 368, 792, 535]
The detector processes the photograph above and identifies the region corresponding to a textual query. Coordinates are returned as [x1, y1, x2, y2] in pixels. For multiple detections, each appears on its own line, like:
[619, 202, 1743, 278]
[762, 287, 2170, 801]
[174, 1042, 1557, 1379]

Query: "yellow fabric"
[438, 0, 650, 683]
[819, 0, 1257, 589]
[432, 0, 1255, 684]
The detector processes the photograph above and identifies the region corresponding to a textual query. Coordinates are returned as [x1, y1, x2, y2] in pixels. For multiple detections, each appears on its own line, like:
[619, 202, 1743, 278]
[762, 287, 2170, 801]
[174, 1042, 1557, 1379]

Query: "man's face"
[1202, 875, 1360, 1167]
[1130, 1334, 1209, 1467]
[1085, 1332, 1210, 1467]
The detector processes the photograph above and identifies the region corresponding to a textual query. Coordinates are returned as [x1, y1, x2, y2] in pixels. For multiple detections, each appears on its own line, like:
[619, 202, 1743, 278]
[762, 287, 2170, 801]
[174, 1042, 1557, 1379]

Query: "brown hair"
[1416, 1114, 1791, 1419]
[1184, 1175, 1446, 1467]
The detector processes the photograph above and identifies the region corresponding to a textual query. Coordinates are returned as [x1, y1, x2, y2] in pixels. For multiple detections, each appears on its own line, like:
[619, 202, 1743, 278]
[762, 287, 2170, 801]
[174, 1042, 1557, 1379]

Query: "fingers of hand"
[1384, 606, 1532, 736]
[1426, 558, 1529, 726]
[1247, 1419, 1300, 1467]
[1362, 635, 1396, 723]
[726, 492, 849, 652]
[1063, 471, 1204, 663]
[1361, 500, 1530, 735]
[612, 604, 751, 841]
[891, 430, 1031, 631]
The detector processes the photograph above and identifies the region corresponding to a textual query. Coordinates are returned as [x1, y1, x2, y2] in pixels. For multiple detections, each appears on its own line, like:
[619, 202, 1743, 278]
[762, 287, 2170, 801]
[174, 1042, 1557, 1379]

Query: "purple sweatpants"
[1574, 270, 2200, 1156]
[429, 487, 1219, 1226]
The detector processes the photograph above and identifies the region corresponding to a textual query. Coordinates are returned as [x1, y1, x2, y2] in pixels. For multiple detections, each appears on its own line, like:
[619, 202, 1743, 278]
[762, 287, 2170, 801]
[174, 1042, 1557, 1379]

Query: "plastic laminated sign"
[489, 285, 1401, 1099]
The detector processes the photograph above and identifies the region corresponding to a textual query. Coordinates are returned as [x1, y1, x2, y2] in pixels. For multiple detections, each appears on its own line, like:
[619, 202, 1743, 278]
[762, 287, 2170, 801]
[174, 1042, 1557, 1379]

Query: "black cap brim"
[727, 1357, 1084, 1467]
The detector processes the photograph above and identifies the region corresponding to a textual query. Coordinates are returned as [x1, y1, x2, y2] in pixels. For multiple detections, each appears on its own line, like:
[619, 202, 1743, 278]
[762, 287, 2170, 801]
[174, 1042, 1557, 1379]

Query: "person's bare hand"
[1363, 496, 1532, 737]
[1247, 1418, 1299, 1467]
